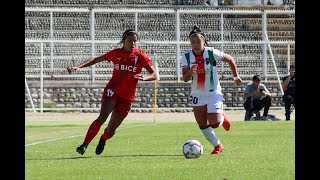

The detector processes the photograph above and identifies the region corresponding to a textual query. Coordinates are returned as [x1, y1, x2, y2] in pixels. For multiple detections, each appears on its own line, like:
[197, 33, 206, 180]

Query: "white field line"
[25, 123, 155, 147]
[26, 130, 71, 139]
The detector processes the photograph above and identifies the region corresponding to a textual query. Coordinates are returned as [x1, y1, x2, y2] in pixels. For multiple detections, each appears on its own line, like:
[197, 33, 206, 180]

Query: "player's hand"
[190, 65, 198, 74]
[134, 73, 144, 81]
[67, 67, 80, 74]
[234, 78, 242, 86]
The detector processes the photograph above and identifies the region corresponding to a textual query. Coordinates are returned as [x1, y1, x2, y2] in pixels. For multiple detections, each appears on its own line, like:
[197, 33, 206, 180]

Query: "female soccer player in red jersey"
[67, 29, 158, 155]
[181, 26, 242, 155]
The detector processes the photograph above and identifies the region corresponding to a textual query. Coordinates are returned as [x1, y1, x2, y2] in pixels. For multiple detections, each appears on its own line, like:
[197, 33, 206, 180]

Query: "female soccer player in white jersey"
[182, 26, 242, 155]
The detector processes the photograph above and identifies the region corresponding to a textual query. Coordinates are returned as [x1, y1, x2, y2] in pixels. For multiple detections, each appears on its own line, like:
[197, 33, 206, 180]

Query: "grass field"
[26, 119, 295, 180]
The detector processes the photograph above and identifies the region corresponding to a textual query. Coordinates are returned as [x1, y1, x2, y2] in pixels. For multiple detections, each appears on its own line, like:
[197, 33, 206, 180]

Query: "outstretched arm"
[222, 53, 242, 85]
[67, 55, 106, 74]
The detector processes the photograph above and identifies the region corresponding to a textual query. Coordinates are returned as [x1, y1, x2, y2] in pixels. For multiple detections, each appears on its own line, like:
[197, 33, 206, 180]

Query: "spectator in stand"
[243, 75, 272, 120]
[281, 65, 295, 120]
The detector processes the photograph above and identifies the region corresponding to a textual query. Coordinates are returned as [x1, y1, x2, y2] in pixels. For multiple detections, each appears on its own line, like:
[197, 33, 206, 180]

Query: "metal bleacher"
[25, 1, 295, 111]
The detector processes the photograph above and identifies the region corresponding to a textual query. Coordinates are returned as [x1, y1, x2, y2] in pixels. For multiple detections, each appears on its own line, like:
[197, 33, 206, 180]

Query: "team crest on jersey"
[205, 58, 210, 65]
[134, 56, 138, 65]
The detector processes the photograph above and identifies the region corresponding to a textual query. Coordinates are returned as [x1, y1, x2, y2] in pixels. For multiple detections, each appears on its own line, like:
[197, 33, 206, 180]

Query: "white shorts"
[189, 92, 224, 113]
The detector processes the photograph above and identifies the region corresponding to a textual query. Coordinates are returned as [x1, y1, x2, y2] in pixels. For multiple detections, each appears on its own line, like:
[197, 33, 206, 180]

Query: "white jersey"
[181, 47, 224, 96]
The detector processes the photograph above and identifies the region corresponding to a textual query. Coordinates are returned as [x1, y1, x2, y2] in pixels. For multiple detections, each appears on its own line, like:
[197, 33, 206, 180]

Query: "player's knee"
[209, 123, 219, 129]
[105, 128, 115, 138]
[97, 112, 109, 122]
[199, 125, 209, 129]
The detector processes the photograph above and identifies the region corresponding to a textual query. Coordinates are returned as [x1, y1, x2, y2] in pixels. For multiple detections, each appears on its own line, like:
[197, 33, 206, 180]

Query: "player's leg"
[76, 87, 116, 155]
[191, 93, 224, 155]
[76, 97, 115, 155]
[207, 93, 230, 131]
[205, 112, 224, 155]
[206, 93, 226, 154]
[95, 96, 133, 155]
[194, 105, 222, 151]
[283, 94, 293, 120]
[191, 94, 221, 155]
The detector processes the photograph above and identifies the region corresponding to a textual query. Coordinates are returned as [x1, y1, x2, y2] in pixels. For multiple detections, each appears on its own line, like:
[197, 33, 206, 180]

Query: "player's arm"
[181, 53, 197, 82]
[182, 66, 196, 82]
[134, 65, 158, 81]
[67, 55, 106, 74]
[222, 53, 242, 85]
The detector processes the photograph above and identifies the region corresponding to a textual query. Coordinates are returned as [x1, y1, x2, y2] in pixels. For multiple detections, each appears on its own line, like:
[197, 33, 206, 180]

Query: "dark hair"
[189, 26, 209, 46]
[252, 75, 261, 81]
[290, 64, 295, 69]
[121, 29, 138, 43]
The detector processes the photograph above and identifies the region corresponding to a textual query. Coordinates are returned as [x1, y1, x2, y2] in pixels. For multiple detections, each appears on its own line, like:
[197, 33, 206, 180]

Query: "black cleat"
[76, 144, 88, 155]
[95, 136, 106, 155]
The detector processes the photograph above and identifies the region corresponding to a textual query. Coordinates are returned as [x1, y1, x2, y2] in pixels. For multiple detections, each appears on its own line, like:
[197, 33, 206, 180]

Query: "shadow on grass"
[26, 154, 183, 161]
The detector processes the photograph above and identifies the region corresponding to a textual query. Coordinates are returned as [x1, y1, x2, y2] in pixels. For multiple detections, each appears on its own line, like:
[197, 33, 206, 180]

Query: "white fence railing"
[25, 7, 295, 112]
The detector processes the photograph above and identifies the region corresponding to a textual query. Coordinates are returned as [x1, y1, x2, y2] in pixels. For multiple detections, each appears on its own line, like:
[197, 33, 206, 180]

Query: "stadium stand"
[25, 1, 295, 111]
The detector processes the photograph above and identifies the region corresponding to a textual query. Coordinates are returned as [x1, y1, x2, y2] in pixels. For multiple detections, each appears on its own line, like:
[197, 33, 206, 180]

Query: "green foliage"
[26, 121, 294, 180]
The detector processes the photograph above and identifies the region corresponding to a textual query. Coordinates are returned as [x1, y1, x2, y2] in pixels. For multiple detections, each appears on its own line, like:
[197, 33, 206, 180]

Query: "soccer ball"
[182, 139, 203, 159]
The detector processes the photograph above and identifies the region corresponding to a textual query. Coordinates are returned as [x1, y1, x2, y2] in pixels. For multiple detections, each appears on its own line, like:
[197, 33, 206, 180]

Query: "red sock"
[83, 120, 102, 145]
[101, 129, 114, 141]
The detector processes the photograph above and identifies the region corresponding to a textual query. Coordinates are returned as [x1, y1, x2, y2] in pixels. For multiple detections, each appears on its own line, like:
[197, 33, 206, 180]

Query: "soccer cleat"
[76, 144, 88, 155]
[95, 136, 106, 155]
[260, 116, 271, 121]
[222, 113, 231, 131]
[211, 143, 224, 155]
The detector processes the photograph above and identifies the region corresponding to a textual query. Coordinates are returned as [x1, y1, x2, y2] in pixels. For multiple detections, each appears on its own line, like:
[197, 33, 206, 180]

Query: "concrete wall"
[25, 82, 284, 112]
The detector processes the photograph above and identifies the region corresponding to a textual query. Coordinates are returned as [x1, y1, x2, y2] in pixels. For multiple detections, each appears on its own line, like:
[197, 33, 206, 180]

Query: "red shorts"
[102, 87, 133, 117]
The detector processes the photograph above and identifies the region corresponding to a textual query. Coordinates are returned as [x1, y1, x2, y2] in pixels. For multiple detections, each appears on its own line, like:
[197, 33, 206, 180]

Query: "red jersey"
[103, 48, 153, 100]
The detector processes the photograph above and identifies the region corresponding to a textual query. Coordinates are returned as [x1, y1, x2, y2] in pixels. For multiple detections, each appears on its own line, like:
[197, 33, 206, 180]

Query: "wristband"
[233, 76, 240, 81]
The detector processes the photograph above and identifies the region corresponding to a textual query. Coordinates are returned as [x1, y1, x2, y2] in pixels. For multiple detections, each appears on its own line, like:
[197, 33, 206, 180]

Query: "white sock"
[219, 113, 224, 127]
[201, 126, 220, 147]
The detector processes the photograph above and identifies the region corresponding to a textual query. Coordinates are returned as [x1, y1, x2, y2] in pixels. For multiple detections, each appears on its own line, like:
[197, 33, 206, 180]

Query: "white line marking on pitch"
[25, 123, 155, 147]
[26, 130, 71, 139]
